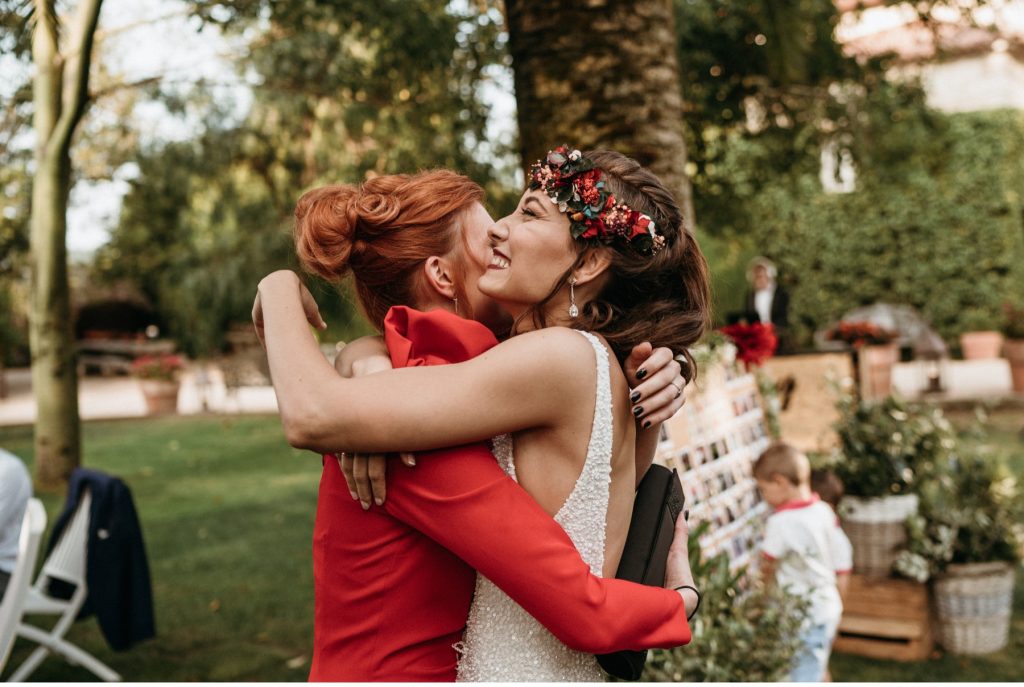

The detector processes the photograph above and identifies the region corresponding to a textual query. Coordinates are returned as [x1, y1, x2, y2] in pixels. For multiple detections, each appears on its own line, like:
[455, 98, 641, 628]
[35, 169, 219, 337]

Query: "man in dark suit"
[743, 257, 790, 352]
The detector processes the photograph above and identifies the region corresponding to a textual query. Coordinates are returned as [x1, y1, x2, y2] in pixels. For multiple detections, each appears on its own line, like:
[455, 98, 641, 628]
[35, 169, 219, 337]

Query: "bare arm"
[760, 555, 777, 588]
[836, 570, 850, 600]
[259, 270, 587, 453]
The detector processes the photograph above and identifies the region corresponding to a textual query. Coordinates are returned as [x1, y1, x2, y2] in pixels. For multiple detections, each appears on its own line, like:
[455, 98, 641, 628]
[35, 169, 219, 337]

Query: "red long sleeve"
[383, 444, 691, 653]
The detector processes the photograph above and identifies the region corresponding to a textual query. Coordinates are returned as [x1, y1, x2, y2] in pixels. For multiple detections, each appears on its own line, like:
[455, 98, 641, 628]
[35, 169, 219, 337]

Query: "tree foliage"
[96, 0, 513, 355]
[747, 106, 1024, 346]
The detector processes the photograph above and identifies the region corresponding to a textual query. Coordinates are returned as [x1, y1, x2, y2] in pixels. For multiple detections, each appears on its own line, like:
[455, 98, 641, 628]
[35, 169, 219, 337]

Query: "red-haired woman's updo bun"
[294, 170, 484, 331]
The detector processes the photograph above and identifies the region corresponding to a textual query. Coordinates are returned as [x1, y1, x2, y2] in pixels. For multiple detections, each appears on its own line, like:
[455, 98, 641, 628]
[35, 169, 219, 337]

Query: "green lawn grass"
[0, 415, 322, 681]
[0, 408, 1021, 681]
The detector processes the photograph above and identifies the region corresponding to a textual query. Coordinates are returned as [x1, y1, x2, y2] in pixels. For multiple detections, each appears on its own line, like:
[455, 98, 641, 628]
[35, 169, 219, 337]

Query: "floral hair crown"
[528, 145, 666, 256]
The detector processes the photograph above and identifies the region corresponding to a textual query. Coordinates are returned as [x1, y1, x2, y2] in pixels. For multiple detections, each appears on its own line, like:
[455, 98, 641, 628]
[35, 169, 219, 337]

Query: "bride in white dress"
[456, 330, 618, 681]
[455, 148, 707, 681]
[258, 147, 709, 680]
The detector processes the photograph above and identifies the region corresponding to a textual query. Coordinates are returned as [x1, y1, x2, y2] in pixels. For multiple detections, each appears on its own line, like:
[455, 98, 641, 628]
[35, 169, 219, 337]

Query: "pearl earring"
[568, 278, 579, 318]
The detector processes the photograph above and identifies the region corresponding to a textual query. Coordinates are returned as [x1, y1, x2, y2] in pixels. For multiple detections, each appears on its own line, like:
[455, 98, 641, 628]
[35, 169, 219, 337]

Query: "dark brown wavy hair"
[514, 150, 712, 380]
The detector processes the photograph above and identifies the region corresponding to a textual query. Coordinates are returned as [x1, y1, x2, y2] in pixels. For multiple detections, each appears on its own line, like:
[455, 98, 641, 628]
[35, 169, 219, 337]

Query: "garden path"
[0, 366, 278, 426]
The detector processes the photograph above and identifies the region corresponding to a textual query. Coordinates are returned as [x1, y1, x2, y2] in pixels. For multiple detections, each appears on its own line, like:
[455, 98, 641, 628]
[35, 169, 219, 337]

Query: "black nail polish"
[643, 420, 652, 429]
[633, 406, 644, 417]
[630, 391, 641, 403]
[636, 368, 648, 380]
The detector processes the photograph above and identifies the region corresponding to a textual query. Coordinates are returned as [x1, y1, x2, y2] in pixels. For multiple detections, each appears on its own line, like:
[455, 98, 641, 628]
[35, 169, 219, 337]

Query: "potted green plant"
[132, 353, 184, 414]
[931, 455, 1022, 655]
[826, 321, 898, 399]
[1002, 301, 1024, 392]
[959, 311, 1004, 360]
[828, 394, 954, 577]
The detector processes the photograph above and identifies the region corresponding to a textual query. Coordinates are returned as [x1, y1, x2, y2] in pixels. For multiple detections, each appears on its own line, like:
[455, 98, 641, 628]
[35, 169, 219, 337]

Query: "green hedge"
[744, 110, 1024, 348]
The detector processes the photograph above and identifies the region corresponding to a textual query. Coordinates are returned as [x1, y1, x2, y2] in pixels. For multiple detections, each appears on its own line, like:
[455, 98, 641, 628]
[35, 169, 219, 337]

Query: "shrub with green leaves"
[946, 455, 1023, 566]
[829, 394, 957, 498]
[644, 524, 809, 682]
[895, 451, 1023, 582]
[743, 109, 1024, 348]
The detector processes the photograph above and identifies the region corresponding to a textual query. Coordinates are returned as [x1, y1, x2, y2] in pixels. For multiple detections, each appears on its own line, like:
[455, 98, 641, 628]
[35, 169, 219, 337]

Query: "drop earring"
[568, 277, 579, 318]
[452, 296, 459, 316]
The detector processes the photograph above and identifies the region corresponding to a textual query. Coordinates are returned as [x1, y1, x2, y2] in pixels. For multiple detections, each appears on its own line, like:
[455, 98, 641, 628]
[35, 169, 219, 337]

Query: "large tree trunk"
[505, 0, 695, 230]
[29, 0, 103, 490]
[29, 143, 80, 490]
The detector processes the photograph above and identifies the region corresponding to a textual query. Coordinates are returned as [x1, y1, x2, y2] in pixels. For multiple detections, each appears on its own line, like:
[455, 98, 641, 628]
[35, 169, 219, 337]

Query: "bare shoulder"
[335, 335, 387, 377]
[493, 327, 603, 373]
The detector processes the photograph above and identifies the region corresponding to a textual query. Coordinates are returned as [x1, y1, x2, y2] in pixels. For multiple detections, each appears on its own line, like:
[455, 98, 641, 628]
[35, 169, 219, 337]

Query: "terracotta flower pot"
[1004, 339, 1024, 392]
[960, 331, 1004, 360]
[139, 379, 180, 415]
[858, 343, 898, 399]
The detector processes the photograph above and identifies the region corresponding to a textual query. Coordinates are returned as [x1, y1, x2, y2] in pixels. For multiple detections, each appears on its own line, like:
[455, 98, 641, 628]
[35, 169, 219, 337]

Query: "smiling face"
[477, 189, 579, 322]
[454, 202, 510, 333]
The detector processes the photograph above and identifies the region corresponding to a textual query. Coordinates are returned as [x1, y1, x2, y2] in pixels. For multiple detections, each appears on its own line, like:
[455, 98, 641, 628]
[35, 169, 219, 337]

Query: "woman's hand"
[664, 510, 700, 620]
[252, 271, 327, 349]
[337, 450, 416, 509]
[624, 343, 686, 427]
[332, 341, 415, 509]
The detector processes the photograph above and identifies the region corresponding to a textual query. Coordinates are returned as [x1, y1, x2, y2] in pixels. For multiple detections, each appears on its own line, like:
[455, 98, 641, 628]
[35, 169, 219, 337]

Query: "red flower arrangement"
[131, 354, 184, 381]
[827, 321, 896, 349]
[720, 322, 778, 368]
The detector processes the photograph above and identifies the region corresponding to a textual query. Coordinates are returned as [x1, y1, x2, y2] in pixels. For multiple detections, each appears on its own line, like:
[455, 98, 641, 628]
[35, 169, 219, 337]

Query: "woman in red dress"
[254, 156, 707, 680]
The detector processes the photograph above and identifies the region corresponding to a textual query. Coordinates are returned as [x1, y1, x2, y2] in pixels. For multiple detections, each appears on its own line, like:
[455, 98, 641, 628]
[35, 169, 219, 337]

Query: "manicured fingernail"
[374, 498, 383, 506]
[408, 457, 416, 466]
[636, 368, 648, 380]
[630, 391, 641, 403]
[633, 406, 644, 417]
[643, 420, 652, 429]
[349, 491, 358, 500]
[361, 501, 370, 511]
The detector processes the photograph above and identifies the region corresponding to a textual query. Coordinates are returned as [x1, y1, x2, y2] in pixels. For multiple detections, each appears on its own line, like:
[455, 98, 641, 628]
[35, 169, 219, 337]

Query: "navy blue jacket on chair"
[47, 468, 156, 651]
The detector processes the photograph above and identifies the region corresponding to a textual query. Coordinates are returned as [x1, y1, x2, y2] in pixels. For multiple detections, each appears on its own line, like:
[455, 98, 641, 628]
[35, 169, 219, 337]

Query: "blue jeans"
[788, 621, 835, 682]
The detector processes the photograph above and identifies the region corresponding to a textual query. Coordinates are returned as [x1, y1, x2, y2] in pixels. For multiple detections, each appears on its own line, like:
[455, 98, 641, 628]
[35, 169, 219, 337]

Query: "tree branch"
[49, 0, 102, 157]
[89, 74, 162, 100]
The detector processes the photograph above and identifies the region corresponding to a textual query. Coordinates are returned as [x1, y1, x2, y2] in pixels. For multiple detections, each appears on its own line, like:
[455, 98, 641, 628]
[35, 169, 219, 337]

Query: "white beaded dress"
[456, 331, 613, 682]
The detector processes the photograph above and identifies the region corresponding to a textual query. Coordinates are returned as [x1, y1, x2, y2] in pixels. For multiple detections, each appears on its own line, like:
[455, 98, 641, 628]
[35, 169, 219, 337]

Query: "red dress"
[310, 307, 690, 681]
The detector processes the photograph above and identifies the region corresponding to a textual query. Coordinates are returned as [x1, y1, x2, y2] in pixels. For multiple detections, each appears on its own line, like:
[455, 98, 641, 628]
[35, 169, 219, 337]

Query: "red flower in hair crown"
[529, 145, 666, 256]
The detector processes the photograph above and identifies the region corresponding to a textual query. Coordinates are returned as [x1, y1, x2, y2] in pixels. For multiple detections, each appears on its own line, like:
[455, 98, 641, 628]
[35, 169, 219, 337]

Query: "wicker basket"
[934, 561, 1015, 655]
[840, 494, 919, 577]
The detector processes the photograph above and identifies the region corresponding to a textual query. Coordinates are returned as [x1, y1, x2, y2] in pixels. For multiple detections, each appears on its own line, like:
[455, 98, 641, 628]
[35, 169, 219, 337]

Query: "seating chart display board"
[654, 361, 773, 571]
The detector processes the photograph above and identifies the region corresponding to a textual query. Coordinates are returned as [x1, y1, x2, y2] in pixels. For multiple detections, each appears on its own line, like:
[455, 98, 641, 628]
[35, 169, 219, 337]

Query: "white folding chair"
[7, 489, 121, 682]
[0, 499, 47, 675]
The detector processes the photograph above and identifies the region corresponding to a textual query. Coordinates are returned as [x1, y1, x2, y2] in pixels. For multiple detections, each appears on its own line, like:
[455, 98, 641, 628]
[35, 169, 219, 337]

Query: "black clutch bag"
[596, 464, 685, 681]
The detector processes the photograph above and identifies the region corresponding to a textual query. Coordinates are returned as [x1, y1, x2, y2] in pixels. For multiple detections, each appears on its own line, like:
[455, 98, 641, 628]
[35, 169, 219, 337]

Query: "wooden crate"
[833, 573, 934, 662]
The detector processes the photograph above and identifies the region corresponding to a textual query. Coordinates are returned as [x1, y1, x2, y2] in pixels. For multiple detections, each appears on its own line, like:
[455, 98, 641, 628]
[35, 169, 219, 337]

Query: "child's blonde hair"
[753, 442, 810, 486]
